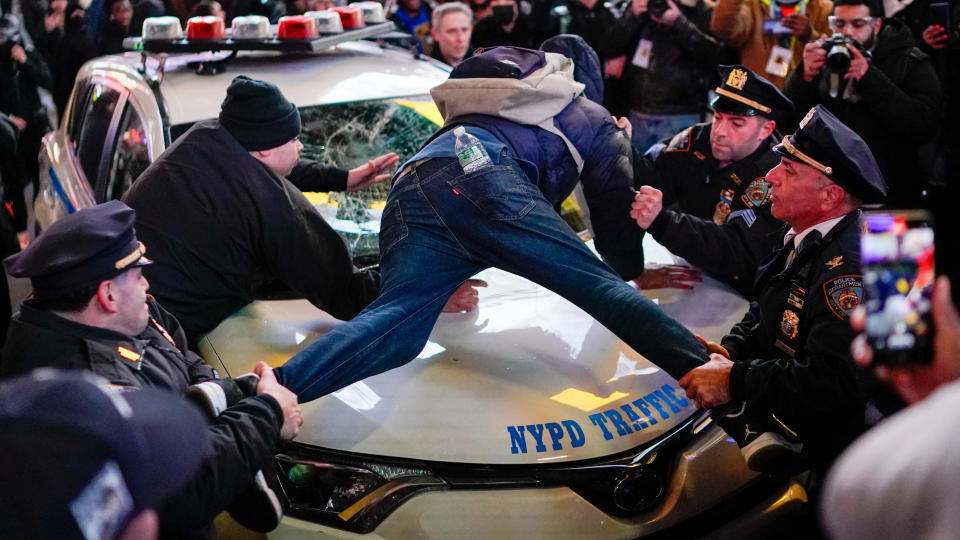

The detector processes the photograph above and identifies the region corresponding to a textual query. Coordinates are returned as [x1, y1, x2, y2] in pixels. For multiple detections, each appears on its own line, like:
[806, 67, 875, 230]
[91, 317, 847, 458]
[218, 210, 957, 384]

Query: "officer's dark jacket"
[123, 120, 380, 345]
[721, 210, 866, 471]
[635, 123, 783, 297]
[618, 2, 725, 115]
[0, 298, 283, 538]
[783, 18, 943, 205]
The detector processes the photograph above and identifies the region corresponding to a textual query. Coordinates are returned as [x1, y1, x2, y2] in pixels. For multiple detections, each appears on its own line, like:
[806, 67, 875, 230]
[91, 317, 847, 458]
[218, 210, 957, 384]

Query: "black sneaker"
[713, 402, 804, 473]
[227, 470, 284, 533]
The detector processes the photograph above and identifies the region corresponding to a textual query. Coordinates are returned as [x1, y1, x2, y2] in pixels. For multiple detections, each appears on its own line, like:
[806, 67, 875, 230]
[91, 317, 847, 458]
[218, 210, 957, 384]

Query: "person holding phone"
[820, 276, 960, 539]
[677, 105, 889, 474]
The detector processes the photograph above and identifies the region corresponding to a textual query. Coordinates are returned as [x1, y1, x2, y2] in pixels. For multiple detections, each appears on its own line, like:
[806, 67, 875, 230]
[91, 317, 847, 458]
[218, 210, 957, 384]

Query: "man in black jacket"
[618, 0, 725, 151]
[631, 65, 792, 298]
[679, 105, 888, 473]
[783, 0, 942, 206]
[123, 76, 477, 347]
[0, 201, 303, 537]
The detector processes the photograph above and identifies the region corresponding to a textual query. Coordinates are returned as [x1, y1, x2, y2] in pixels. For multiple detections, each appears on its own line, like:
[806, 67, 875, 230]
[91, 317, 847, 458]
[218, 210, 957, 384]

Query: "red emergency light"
[333, 6, 365, 29]
[278, 15, 319, 39]
[185, 16, 226, 39]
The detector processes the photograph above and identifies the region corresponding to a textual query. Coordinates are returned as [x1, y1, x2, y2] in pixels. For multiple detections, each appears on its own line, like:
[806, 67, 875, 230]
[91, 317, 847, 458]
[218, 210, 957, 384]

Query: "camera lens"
[826, 44, 852, 73]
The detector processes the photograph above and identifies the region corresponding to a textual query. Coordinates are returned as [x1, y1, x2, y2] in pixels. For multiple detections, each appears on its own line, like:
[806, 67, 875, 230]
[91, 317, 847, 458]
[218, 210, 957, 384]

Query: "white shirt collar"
[783, 215, 846, 248]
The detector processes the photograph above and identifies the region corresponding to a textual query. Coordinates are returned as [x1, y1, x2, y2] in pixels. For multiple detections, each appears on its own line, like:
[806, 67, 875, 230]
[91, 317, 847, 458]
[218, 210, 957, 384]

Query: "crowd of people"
[0, 0, 958, 538]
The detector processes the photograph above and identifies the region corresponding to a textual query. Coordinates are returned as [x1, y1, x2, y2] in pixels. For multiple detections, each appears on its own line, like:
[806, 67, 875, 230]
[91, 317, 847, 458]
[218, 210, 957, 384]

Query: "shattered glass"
[298, 96, 441, 267]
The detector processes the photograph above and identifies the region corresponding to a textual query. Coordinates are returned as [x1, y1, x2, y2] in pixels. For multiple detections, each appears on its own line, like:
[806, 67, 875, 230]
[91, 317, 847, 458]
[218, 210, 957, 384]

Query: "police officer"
[679, 105, 889, 473]
[631, 64, 793, 298]
[0, 201, 302, 537]
[0, 369, 208, 540]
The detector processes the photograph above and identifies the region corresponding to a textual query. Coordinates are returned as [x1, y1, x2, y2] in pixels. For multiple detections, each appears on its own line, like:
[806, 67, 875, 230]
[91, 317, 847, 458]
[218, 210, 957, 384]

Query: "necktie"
[786, 230, 822, 268]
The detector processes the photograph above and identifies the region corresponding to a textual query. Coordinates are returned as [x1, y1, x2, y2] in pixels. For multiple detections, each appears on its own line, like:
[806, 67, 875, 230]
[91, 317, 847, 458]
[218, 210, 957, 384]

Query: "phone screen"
[861, 210, 935, 365]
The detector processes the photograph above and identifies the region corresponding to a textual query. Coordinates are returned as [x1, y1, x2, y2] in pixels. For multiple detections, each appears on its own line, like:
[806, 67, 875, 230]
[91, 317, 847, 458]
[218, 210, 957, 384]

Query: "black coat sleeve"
[158, 394, 283, 535]
[646, 207, 779, 297]
[287, 158, 349, 192]
[721, 300, 762, 361]
[259, 180, 381, 321]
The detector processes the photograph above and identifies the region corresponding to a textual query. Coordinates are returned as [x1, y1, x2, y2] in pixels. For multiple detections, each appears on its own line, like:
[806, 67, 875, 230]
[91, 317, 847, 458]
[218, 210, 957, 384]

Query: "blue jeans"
[275, 156, 707, 402]
[629, 111, 701, 154]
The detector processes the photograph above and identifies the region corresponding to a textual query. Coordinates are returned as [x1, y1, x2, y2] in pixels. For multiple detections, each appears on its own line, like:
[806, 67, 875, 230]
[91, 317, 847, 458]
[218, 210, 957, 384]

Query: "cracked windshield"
[298, 96, 441, 268]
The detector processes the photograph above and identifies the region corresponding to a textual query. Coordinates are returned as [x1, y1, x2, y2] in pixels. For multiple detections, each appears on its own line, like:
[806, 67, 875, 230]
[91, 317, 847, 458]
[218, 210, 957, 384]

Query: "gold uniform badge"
[726, 68, 748, 90]
[825, 256, 844, 269]
[781, 310, 800, 339]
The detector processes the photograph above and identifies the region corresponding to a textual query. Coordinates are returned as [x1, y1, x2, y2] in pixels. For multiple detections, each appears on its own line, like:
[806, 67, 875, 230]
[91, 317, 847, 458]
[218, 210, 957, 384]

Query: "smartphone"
[861, 210, 935, 365]
[762, 18, 793, 35]
[929, 2, 953, 44]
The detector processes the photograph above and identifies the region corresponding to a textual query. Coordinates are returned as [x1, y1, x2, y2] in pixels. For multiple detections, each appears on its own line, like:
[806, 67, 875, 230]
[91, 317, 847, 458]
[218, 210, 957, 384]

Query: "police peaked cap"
[711, 64, 794, 117]
[773, 105, 888, 203]
[4, 201, 152, 295]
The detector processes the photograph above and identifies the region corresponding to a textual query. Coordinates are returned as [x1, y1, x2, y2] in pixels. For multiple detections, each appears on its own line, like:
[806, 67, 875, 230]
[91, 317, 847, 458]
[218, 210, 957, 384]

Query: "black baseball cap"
[0, 369, 208, 539]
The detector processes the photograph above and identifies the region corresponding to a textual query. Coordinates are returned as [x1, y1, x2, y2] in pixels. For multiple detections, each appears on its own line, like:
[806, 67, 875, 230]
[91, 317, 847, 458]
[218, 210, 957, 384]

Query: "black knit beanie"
[218, 76, 301, 151]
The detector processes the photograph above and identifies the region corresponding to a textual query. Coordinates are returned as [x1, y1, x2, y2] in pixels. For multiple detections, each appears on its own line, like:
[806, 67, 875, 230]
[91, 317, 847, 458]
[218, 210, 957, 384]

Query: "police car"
[36, 14, 806, 539]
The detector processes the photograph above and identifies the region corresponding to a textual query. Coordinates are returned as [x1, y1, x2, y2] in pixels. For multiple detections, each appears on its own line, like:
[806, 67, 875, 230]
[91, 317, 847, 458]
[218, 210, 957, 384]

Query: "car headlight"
[272, 452, 447, 533]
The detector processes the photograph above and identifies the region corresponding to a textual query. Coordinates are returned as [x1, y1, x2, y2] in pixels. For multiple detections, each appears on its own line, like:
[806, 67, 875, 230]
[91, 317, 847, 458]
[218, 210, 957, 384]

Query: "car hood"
[201, 245, 747, 464]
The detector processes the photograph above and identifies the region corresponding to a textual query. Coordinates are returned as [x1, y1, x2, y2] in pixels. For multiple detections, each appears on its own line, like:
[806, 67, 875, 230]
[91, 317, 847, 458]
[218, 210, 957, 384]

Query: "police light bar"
[277, 15, 318, 39]
[354, 2, 387, 23]
[186, 16, 226, 39]
[231, 15, 270, 39]
[141, 16, 182, 40]
[333, 6, 365, 28]
[125, 19, 396, 53]
[305, 10, 343, 34]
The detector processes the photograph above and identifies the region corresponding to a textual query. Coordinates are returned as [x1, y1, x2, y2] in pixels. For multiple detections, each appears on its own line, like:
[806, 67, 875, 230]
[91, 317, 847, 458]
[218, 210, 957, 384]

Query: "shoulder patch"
[665, 127, 693, 152]
[824, 274, 863, 319]
[741, 178, 772, 207]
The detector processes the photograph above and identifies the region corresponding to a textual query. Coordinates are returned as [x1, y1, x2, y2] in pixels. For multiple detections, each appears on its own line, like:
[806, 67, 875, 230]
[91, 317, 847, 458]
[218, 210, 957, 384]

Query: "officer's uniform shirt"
[637, 123, 783, 298]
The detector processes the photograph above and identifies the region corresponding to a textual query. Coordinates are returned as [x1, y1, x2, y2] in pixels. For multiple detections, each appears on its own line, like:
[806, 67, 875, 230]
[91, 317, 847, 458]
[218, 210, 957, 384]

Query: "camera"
[818, 33, 863, 74]
[647, 0, 668, 19]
